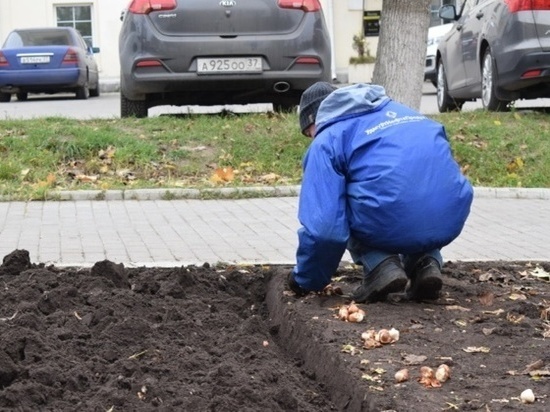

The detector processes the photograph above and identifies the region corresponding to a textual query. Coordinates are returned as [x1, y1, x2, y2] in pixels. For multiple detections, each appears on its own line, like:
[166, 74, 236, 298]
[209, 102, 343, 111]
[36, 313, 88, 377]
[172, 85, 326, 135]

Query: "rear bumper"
[0, 68, 83, 93]
[497, 50, 550, 95]
[120, 69, 330, 102]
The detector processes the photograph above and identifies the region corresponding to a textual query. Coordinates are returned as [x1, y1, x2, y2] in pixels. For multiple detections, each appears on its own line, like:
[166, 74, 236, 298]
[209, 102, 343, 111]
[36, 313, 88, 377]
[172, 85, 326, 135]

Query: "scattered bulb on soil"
[337, 303, 366, 322]
[520, 389, 535, 403]
[394, 369, 409, 383]
[418, 366, 441, 388]
[388, 327, 400, 341]
[347, 311, 365, 323]
[435, 364, 451, 382]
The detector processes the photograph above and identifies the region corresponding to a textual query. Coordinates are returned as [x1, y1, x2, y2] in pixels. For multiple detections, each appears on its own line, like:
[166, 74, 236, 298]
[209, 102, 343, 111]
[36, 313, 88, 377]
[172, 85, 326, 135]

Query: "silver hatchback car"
[436, 0, 550, 112]
[119, 0, 332, 118]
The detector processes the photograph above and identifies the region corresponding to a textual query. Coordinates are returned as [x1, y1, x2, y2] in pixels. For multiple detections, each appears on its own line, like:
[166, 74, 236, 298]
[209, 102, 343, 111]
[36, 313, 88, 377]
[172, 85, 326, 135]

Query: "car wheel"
[481, 49, 509, 111]
[120, 93, 148, 118]
[436, 61, 464, 112]
[0, 92, 11, 103]
[16, 92, 28, 101]
[89, 82, 100, 98]
[76, 84, 90, 100]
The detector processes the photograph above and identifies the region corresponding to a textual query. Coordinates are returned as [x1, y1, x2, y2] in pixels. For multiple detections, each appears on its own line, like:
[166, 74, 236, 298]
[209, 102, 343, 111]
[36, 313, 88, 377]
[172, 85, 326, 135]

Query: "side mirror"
[439, 5, 457, 21]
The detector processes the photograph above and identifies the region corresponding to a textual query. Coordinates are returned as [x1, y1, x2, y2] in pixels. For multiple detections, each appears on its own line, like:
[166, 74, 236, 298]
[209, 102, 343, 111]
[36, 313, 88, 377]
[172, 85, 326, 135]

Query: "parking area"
[1, 81, 550, 120]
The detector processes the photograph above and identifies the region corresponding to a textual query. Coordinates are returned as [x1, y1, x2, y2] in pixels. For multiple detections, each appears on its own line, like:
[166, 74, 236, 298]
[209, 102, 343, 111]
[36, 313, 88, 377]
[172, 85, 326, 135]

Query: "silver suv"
[119, 0, 332, 118]
[436, 0, 550, 112]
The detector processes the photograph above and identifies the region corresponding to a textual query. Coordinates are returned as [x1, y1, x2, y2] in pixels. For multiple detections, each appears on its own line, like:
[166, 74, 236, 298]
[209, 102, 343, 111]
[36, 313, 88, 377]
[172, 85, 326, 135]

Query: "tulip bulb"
[395, 369, 409, 383]
[388, 327, 400, 342]
[347, 310, 365, 323]
[435, 364, 450, 382]
[520, 389, 535, 404]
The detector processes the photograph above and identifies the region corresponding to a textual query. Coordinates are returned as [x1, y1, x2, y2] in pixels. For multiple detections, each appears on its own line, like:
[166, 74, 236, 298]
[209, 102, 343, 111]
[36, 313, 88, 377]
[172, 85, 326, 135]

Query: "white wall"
[321, 0, 382, 83]
[0, 0, 127, 82]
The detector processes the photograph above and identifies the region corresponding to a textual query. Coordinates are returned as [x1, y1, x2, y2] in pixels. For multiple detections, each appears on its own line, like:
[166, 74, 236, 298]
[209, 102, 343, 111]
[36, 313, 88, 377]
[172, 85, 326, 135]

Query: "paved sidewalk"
[0, 187, 549, 267]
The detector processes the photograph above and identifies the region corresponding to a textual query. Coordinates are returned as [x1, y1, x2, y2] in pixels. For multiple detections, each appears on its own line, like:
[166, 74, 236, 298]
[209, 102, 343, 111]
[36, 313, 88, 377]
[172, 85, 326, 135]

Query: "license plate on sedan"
[20, 56, 50, 64]
[197, 57, 262, 74]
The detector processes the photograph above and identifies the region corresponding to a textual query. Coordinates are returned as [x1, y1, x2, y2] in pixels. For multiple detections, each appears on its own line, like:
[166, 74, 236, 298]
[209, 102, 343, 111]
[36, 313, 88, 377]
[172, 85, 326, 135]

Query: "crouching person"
[287, 82, 473, 302]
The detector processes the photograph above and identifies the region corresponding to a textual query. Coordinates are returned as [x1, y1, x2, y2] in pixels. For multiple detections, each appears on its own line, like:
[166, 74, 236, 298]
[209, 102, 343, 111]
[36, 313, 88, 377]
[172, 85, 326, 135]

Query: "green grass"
[0, 109, 548, 200]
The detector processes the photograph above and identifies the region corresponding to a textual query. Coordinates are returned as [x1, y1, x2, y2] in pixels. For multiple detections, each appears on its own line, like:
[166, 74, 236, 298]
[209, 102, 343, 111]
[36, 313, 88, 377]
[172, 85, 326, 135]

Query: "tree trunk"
[372, 0, 432, 110]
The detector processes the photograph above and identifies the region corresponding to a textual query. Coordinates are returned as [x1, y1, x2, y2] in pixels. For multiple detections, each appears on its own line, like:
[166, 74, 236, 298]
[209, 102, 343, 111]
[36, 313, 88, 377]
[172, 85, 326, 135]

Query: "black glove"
[287, 271, 309, 297]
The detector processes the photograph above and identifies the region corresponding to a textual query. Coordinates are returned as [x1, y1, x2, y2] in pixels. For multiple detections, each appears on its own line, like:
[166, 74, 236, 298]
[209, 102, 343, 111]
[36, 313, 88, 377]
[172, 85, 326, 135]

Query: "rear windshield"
[3, 30, 72, 48]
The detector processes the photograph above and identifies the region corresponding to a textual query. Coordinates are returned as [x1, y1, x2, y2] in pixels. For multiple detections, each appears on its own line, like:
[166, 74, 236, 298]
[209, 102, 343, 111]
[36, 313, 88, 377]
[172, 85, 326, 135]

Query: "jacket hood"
[315, 83, 390, 134]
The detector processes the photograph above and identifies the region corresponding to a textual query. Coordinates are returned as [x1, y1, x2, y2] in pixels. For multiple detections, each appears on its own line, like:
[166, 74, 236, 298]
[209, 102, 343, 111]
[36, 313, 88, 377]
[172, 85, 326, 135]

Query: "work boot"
[405, 257, 443, 301]
[287, 271, 309, 297]
[350, 256, 408, 303]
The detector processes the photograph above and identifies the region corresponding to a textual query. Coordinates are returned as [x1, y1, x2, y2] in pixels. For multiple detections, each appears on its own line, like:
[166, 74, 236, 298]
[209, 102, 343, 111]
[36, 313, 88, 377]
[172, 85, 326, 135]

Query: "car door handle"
[476, 12, 484, 19]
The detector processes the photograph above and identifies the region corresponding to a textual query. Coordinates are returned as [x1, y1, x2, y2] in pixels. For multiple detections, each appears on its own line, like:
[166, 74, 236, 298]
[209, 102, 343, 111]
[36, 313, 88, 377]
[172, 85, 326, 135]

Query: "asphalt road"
[1, 82, 550, 119]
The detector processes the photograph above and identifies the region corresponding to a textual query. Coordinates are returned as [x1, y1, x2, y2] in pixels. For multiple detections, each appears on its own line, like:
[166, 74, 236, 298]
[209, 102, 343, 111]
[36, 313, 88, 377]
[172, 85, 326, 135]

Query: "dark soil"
[0, 249, 549, 412]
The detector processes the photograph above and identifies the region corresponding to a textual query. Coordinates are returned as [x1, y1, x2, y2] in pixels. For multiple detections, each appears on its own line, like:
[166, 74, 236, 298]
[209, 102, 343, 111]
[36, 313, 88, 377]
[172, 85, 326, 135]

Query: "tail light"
[128, 0, 177, 14]
[62, 48, 79, 64]
[278, 0, 321, 12]
[522, 69, 543, 78]
[505, 0, 550, 12]
[0, 52, 8, 67]
[136, 59, 163, 67]
[295, 57, 321, 65]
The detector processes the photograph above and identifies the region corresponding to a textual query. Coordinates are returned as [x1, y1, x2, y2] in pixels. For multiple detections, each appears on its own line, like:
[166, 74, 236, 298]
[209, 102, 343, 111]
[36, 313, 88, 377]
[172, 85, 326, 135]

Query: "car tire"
[76, 84, 90, 100]
[89, 82, 100, 98]
[0, 92, 11, 103]
[481, 49, 509, 111]
[16, 92, 28, 101]
[436, 61, 464, 112]
[121, 93, 148, 118]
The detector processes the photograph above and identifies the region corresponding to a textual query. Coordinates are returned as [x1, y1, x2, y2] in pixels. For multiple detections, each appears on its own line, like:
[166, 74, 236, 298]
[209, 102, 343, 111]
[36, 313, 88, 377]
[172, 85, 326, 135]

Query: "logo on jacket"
[386, 111, 397, 119]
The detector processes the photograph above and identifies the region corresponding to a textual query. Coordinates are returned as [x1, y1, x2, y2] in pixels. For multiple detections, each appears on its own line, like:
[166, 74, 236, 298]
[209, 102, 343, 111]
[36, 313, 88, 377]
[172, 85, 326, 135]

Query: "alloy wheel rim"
[482, 54, 493, 107]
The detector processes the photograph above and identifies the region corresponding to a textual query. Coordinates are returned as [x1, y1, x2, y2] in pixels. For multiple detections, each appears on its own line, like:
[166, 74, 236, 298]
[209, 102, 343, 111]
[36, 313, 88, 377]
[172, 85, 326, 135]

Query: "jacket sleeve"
[293, 137, 349, 291]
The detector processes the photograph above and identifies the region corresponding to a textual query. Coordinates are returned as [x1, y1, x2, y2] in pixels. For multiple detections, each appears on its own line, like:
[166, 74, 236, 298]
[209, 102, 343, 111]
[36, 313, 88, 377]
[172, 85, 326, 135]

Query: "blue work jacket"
[293, 84, 473, 291]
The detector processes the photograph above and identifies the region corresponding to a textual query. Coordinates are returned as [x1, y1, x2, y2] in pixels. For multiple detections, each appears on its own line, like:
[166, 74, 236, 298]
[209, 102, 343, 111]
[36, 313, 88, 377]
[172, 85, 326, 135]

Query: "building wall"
[321, 0, 382, 83]
[0, 0, 385, 86]
[0, 0, 127, 83]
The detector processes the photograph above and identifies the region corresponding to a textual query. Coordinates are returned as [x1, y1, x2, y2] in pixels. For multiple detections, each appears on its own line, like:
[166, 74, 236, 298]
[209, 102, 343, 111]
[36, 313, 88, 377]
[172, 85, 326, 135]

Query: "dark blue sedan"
[0, 27, 100, 102]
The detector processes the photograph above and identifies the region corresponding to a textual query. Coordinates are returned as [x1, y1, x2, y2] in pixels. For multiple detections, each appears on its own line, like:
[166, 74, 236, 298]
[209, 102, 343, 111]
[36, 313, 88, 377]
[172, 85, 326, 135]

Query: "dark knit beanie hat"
[299, 82, 337, 135]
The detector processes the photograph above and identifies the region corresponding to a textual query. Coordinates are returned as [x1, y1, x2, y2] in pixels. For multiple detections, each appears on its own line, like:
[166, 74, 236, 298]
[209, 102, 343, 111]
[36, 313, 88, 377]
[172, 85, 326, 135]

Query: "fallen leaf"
[75, 174, 98, 183]
[361, 374, 381, 382]
[463, 346, 490, 353]
[446, 305, 471, 312]
[506, 312, 525, 324]
[522, 359, 545, 374]
[402, 354, 427, 365]
[341, 344, 361, 355]
[529, 267, 550, 281]
[509, 293, 527, 301]
[259, 173, 281, 184]
[478, 291, 494, 306]
[210, 166, 234, 183]
[483, 309, 505, 316]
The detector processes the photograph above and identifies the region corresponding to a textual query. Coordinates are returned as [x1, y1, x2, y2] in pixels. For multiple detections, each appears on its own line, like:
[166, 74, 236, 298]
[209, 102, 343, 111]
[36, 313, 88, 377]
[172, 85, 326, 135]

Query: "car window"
[3, 30, 72, 47]
[459, 0, 478, 16]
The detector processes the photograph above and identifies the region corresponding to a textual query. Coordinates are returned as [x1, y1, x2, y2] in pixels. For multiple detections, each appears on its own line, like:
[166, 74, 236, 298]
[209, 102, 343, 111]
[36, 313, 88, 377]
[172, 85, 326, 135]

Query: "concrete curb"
[46, 186, 550, 201]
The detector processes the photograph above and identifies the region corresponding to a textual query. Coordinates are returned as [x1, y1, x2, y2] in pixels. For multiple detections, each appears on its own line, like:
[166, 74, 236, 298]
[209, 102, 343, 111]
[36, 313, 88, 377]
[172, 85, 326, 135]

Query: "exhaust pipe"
[273, 82, 290, 93]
